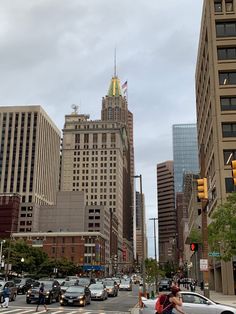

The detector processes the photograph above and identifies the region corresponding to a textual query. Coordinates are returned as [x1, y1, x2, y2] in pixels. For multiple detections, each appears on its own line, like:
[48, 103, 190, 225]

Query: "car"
[89, 283, 108, 300]
[14, 278, 35, 294]
[119, 279, 132, 291]
[0, 281, 17, 302]
[76, 277, 95, 287]
[60, 279, 79, 294]
[141, 291, 236, 314]
[60, 285, 91, 307]
[26, 280, 61, 304]
[103, 279, 119, 297]
[158, 279, 171, 291]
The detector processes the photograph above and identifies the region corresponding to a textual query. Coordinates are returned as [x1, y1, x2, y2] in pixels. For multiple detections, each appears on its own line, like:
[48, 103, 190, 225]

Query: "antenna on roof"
[71, 104, 79, 114]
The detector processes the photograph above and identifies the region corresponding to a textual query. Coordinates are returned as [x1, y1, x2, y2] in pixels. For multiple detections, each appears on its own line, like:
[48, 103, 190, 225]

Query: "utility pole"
[199, 144, 210, 298]
[149, 217, 158, 293]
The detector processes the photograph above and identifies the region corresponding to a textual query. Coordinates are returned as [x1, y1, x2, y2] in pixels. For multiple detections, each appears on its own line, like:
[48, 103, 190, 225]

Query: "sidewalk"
[184, 286, 236, 308]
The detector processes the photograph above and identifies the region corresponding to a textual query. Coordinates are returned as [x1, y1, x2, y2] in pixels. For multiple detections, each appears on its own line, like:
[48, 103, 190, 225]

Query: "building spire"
[114, 48, 117, 77]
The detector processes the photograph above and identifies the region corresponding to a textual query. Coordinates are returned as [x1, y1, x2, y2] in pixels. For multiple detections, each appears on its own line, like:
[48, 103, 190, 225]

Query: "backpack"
[155, 294, 173, 314]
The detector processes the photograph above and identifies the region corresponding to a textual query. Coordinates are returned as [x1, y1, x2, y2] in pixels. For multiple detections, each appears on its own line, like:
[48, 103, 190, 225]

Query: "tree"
[208, 192, 236, 261]
[145, 258, 164, 284]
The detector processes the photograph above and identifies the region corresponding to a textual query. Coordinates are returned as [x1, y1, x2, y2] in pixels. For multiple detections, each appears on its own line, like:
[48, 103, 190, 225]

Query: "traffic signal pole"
[199, 145, 210, 298]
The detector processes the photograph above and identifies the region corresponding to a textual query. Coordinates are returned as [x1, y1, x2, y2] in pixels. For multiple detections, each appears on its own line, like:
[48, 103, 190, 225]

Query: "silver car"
[89, 283, 108, 300]
[141, 291, 236, 314]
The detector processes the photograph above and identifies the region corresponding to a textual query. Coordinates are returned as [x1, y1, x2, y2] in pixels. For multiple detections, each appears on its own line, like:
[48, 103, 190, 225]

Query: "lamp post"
[133, 174, 146, 296]
[149, 217, 158, 293]
[21, 257, 25, 277]
[0, 240, 5, 267]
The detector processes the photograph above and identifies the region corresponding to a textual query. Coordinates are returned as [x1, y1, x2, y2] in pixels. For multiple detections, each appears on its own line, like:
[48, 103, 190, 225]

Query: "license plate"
[68, 300, 73, 303]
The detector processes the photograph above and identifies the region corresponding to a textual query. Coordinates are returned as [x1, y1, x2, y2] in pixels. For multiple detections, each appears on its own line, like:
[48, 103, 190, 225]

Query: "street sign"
[208, 251, 220, 257]
[200, 259, 208, 271]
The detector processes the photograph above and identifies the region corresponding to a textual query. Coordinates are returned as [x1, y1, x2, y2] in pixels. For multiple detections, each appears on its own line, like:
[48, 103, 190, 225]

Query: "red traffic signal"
[190, 243, 198, 252]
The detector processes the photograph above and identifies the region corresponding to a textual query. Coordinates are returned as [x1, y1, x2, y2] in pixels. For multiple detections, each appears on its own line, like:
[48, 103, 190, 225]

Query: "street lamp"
[133, 174, 146, 296]
[21, 257, 25, 277]
[149, 217, 158, 293]
[0, 240, 6, 267]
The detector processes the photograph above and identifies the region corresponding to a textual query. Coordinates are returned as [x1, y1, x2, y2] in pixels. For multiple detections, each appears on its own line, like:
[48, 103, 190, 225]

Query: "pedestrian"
[36, 283, 49, 312]
[200, 281, 204, 291]
[1, 285, 10, 308]
[156, 286, 185, 314]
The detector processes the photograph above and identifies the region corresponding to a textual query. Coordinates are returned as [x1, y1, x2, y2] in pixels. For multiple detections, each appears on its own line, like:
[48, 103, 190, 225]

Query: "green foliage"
[145, 258, 164, 283]
[1, 239, 78, 278]
[208, 192, 236, 261]
[189, 227, 202, 244]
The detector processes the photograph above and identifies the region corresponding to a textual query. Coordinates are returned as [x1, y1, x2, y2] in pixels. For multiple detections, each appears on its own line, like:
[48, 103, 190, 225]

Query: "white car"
[119, 279, 132, 291]
[141, 291, 236, 314]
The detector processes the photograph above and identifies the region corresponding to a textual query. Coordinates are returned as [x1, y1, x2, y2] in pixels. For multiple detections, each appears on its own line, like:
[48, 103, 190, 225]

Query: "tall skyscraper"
[0, 106, 61, 232]
[196, 0, 236, 294]
[60, 74, 134, 267]
[172, 124, 199, 194]
[157, 161, 176, 265]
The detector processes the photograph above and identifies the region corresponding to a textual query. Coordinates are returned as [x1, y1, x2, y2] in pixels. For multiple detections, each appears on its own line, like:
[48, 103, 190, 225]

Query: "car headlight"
[46, 291, 50, 295]
[77, 295, 84, 299]
[61, 295, 65, 299]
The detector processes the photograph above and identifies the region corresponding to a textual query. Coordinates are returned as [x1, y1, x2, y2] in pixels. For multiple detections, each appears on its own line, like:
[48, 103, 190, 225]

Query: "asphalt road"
[2, 285, 140, 314]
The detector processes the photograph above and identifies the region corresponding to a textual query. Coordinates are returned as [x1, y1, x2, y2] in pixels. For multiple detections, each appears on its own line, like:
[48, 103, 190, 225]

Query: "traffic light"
[232, 160, 236, 185]
[197, 177, 208, 199]
[190, 243, 198, 252]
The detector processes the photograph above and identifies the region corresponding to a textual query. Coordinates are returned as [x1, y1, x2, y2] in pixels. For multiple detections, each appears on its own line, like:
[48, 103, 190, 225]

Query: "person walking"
[1, 286, 10, 308]
[36, 283, 49, 312]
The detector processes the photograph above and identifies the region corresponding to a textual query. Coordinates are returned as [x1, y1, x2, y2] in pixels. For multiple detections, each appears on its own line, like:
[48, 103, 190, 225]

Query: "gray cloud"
[0, 0, 203, 257]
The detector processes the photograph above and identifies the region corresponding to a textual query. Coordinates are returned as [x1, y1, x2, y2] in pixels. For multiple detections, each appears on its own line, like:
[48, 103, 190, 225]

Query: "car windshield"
[120, 279, 129, 283]
[61, 281, 76, 287]
[77, 278, 90, 286]
[103, 281, 113, 286]
[14, 279, 23, 284]
[160, 280, 169, 284]
[90, 284, 103, 290]
[66, 286, 84, 293]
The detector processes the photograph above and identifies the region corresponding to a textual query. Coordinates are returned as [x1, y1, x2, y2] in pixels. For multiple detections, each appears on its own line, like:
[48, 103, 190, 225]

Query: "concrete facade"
[196, 0, 236, 294]
[39, 191, 85, 232]
[0, 106, 61, 233]
[157, 161, 177, 265]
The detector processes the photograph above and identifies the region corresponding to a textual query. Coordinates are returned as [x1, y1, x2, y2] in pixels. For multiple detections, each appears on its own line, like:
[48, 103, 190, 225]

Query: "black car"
[158, 279, 171, 291]
[26, 280, 61, 304]
[14, 278, 35, 294]
[60, 285, 91, 307]
[0, 281, 17, 302]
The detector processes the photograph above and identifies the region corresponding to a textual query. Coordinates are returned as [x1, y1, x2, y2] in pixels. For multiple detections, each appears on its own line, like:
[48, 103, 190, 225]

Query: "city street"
[1, 286, 140, 314]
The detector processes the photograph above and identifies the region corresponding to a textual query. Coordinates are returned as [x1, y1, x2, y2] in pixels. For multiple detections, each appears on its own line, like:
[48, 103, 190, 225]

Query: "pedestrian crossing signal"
[190, 243, 198, 252]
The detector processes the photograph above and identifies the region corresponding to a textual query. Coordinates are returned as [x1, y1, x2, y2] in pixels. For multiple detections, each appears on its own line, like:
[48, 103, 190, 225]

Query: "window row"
[214, 0, 234, 13]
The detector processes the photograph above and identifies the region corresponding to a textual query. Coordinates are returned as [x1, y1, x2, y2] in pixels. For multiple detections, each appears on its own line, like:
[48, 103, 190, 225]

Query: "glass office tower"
[172, 124, 199, 193]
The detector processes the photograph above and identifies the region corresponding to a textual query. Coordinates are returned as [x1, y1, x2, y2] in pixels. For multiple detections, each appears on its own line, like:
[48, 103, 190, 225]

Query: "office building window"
[225, 177, 234, 192]
[220, 96, 236, 110]
[219, 71, 236, 85]
[223, 149, 236, 164]
[222, 123, 236, 137]
[216, 21, 236, 37]
[225, 0, 234, 12]
[214, 0, 222, 12]
[217, 47, 236, 59]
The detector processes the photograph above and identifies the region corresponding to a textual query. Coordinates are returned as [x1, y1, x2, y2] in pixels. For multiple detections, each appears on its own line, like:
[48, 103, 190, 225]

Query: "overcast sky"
[0, 0, 204, 258]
